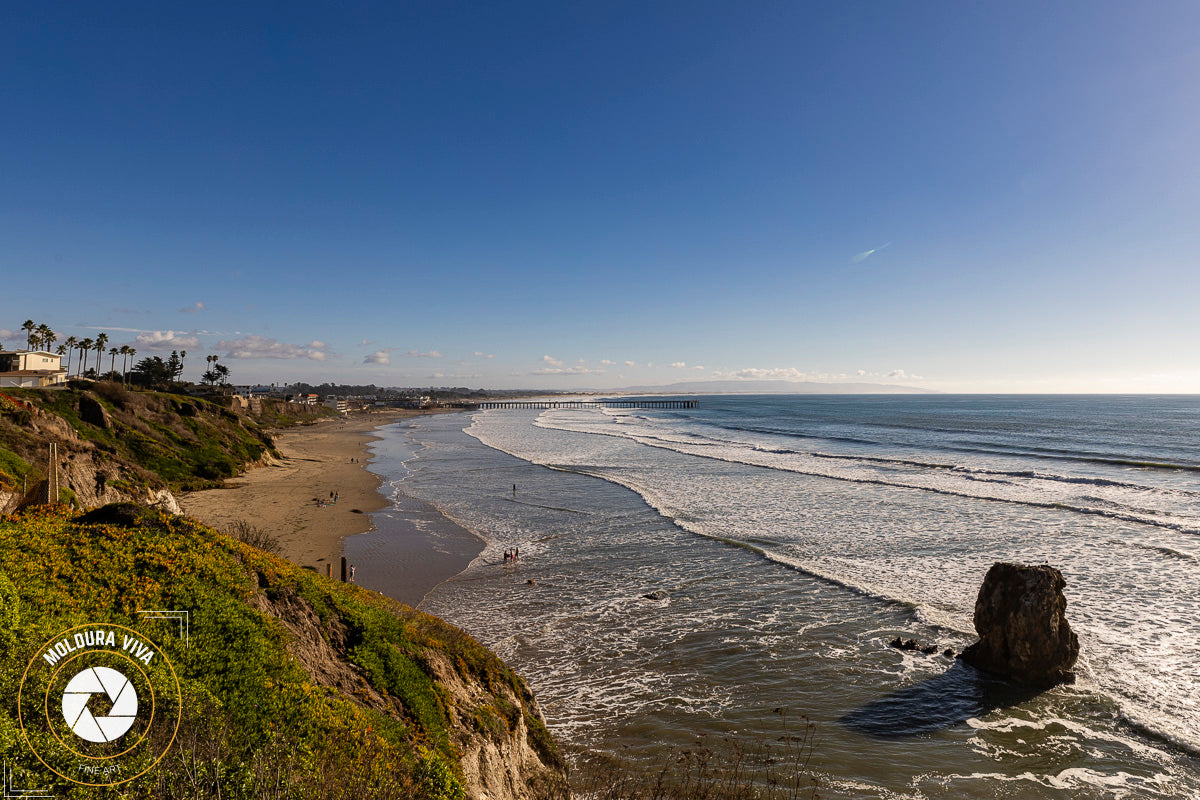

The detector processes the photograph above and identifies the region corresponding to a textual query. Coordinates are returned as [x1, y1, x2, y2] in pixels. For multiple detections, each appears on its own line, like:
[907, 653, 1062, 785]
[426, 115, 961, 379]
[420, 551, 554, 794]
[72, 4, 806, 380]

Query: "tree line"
[7, 319, 230, 388]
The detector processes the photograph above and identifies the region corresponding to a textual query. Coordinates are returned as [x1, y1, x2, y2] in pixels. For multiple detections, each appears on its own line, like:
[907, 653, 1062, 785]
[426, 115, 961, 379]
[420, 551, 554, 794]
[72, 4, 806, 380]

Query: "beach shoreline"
[178, 410, 421, 571]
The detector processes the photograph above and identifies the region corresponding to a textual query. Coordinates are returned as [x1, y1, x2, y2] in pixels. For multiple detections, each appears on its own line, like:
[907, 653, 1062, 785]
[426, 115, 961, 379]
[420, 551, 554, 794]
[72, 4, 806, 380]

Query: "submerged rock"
[888, 637, 939, 655]
[642, 589, 669, 601]
[959, 562, 1079, 688]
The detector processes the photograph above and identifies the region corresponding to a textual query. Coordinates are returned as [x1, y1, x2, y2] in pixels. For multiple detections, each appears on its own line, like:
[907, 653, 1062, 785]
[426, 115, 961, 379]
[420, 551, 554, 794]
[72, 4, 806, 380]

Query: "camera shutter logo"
[61, 666, 138, 743]
[18, 624, 181, 787]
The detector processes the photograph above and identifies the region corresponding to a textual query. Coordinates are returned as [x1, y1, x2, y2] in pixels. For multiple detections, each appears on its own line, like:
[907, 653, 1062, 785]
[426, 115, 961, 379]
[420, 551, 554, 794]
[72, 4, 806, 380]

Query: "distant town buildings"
[0, 350, 67, 388]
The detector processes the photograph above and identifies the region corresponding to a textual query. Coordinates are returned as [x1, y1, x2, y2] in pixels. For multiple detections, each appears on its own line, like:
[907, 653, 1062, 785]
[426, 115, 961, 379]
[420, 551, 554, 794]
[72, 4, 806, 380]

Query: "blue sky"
[3, 2, 1199, 391]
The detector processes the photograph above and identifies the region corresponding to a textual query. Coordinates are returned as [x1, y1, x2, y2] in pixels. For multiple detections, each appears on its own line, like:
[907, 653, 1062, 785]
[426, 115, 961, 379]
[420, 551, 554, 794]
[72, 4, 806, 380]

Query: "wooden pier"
[468, 399, 697, 410]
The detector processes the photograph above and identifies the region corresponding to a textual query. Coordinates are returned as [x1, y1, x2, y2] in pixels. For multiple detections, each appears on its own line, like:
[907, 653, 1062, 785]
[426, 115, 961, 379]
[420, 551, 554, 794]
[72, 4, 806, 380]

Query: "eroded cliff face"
[1, 385, 295, 514]
[250, 581, 568, 800]
[426, 649, 566, 800]
[10, 418, 179, 512]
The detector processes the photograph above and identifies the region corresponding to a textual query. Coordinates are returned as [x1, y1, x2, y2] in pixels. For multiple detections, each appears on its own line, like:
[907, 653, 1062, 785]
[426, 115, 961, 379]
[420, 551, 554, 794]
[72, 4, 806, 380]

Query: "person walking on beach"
[512, 483, 517, 497]
[349, 564, 356, 583]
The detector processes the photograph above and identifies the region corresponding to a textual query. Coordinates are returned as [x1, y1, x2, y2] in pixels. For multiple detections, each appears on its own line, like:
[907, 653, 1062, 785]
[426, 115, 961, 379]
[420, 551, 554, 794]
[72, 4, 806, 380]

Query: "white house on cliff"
[0, 350, 67, 388]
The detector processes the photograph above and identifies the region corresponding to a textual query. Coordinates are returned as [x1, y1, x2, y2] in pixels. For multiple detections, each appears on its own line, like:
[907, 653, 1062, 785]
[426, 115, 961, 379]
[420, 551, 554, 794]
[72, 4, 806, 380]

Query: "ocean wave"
[618, 411, 1200, 474]
[531, 415, 1200, 537]
[1120, 541, 1199, 562]
[539, 460, 977, 637]
[538, 409, 1199, 496]
[448, 409, 1200, 792]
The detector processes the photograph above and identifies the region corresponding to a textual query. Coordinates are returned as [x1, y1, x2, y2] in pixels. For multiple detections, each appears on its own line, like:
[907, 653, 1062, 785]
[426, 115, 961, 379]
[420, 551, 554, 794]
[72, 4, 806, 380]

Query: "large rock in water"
[960, 562, 1079, 687]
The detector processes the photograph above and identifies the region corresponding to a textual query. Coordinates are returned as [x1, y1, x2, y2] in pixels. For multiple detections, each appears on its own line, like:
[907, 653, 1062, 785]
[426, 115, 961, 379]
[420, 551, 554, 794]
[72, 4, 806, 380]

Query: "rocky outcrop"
[959, 562, 1079, 687]
[77, 393, 112, 429]
[426, 650, 567, 800]
[251, 582, 568, 800]
[148, 488, 182, 514]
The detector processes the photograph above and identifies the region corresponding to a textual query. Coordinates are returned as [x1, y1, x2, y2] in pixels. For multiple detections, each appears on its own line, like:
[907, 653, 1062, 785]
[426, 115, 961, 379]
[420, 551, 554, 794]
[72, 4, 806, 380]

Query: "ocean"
[365, 395, 1200, 798]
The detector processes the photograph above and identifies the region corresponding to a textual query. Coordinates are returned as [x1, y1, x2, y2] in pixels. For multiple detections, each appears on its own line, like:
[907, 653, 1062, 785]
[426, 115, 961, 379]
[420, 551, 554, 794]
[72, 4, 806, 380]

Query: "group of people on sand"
[503, 548, 520, 563]
[315, 490, 339, 507]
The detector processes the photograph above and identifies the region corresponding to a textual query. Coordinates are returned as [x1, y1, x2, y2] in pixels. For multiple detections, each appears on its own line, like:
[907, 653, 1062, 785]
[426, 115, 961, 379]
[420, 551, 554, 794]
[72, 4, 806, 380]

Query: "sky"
[3, 1, 1199, 392]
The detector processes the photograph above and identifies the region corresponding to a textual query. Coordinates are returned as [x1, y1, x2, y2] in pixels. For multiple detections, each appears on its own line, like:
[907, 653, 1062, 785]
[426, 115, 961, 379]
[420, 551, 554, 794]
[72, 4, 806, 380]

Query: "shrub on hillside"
[91, 379, 135, 409]
[228, 519, 284, 555]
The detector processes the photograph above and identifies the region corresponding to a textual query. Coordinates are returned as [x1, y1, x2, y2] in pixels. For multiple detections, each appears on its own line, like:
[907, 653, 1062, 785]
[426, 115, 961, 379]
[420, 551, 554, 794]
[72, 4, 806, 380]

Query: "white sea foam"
[422, 403, 1200, 797]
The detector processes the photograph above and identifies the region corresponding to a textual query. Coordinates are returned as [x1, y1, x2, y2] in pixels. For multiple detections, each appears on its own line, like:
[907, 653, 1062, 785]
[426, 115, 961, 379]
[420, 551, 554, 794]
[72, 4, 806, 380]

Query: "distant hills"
[610, 379, 936, 395]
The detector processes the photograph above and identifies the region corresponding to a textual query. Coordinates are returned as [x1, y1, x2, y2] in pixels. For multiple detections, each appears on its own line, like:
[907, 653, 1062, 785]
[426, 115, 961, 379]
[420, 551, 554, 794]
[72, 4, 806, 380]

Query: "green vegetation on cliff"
[0, 504, 565, 799]
[0, 383, 334, 501]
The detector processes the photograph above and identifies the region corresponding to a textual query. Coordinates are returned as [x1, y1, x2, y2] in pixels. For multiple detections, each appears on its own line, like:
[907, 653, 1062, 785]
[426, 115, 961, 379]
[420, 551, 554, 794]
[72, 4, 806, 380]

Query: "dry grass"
[227, 519, 285, 556]
[571, 714, 820, 800]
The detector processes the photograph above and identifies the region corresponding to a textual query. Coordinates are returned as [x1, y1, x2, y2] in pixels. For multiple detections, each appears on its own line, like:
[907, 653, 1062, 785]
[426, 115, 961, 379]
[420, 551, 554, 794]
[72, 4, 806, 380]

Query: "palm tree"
[79, 337, 94, 376]
[178, 349, 188, 381]
[37, 324, 55, 353]
[93, 334, 108, 378]
[21, 320, 36, 350]
[124, 347, 136, 384]
[205, 354, 218, 385]
[109, 347, 119, 379]
[214, 363, 230, 386]
[64, 336, 79, 375]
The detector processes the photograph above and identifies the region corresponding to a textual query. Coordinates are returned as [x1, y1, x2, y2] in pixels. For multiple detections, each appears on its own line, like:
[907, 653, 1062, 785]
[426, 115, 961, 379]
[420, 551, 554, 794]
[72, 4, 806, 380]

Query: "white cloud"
[711, 366, 922, 384]
[669, 362, 687, 368]
[219, 335, 331, 361]
[722, 367, 809, 381]
[0, 329, 16, 339]
[542, 355, 563, 367]
[364, 350, 391, 365]
[624, 360, 637, 367]
[473, 352, 495, 359]
[405, 349, 443, 358]
[601, 359, 615, 366]
[428, 372, 482, 380]
[851, 241, 892, 264]
[712, 367, 844, 382]
[134, 330, 201, 350]
[693, 365, 706, 370]
[179, 301, 205, 314]
[309, 340, 326, 349]
[531, 366, 605, 376]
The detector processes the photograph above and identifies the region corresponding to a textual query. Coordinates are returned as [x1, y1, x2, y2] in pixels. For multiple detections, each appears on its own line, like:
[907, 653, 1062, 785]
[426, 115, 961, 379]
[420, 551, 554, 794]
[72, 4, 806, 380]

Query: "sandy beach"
[179, 410, 411, 571]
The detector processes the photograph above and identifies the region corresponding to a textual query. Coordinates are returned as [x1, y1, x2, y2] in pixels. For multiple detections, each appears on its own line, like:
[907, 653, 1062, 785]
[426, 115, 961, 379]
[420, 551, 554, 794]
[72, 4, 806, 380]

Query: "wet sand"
[180, 409, 485, 604]
[179, 410, 410, 569]
[343, 490, 484, 607]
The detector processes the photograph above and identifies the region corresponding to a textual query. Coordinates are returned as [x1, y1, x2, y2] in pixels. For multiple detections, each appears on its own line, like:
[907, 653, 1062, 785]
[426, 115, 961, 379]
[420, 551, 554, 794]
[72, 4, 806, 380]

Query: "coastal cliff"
[0, 382, 327, 514]
[0, 386, 568, 798]
[0, 504, 567, 799]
